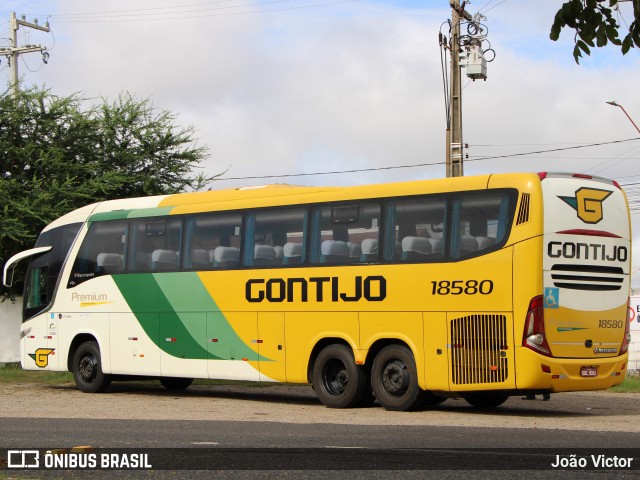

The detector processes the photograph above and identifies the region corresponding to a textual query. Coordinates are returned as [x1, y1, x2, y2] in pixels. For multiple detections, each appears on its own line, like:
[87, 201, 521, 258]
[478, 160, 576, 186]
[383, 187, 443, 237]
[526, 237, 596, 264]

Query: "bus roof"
[44, 172, 558, 230]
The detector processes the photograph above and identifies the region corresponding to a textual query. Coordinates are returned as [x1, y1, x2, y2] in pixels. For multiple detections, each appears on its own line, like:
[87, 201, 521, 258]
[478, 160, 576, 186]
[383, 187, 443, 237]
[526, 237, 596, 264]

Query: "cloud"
[4, 0, 640, 280]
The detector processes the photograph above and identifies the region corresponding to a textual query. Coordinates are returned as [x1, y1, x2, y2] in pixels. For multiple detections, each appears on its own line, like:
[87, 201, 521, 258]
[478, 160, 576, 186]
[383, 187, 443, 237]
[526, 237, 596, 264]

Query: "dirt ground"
[1, 381, 640, 432]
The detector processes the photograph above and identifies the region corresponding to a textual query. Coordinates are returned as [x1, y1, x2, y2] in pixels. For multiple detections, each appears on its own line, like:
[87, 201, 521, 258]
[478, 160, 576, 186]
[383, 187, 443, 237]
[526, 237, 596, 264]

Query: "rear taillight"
[620, 298, 632, 355]
[523, 295, 552, 357]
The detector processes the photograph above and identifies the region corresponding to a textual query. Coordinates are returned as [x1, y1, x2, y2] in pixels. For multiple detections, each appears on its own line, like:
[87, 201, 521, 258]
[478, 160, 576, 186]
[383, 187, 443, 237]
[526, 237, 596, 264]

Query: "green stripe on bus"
[88, 206, 174, 222]
[112, 273, 265, 361]
[89, 210, 135, 222]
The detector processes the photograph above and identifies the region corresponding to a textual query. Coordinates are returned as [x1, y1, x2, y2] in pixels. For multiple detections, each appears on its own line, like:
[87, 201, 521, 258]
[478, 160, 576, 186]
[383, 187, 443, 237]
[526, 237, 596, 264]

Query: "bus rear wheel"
[312, 344, 368, 408]
[160, 377, 193, 391]
[371, 345, 425, 411]
[72, 341, 111, 393]
[464, 392, 509, 408]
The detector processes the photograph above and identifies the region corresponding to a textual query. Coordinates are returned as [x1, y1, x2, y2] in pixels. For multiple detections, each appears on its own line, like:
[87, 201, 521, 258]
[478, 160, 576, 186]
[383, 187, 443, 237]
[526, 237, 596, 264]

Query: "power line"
[41, 0, 361, 24]
[466, 137, 640, 162]
[213, 137, 640, 182]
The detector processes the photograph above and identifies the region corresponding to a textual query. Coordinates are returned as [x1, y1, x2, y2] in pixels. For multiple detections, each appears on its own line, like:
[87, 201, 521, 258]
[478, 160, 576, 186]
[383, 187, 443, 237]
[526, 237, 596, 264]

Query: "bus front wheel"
[72, 341, 111, 393]
[312, 344, 368, 408]
[371, 345, 425, 411]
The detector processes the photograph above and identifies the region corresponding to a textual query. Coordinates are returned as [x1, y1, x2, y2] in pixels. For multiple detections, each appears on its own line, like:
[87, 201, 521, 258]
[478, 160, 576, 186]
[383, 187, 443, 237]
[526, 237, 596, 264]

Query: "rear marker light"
[541, 365, 551, 374]
[620, 299, 632, 355]
[523, 295, 552, 357]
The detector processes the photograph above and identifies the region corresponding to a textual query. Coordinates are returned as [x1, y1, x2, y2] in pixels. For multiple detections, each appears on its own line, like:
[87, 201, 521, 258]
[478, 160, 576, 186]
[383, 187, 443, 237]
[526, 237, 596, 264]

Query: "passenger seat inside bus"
[254, 244, 276, 266]
[427, 238, 444, 256]
[475, 236, 495, 250]
[459, 235, 479, 256]
[283, 242, 302, 265]
[347, 242, 362, 262]
[273, 245, 284, 264]
[320, 240, 349, 264]
[150, 249, 179, 272]
[360, 238, 378, 262]
[96, 253, 124, 274]
[401, 236, 431, 261]
[190, 249, 210, 269]
[211, 246, 240, 269]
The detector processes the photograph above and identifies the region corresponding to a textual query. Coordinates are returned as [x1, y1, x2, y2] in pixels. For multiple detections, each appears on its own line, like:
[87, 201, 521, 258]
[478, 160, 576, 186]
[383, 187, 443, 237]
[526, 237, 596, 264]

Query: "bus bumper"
[515, 347, 628, 392]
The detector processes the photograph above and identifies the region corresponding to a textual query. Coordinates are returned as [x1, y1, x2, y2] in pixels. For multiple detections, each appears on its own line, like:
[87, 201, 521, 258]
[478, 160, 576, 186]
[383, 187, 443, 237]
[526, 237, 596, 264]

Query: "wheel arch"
[364, 338, 413, 369]
[306, 337, 353, 383]
[67, 333, 100, 372]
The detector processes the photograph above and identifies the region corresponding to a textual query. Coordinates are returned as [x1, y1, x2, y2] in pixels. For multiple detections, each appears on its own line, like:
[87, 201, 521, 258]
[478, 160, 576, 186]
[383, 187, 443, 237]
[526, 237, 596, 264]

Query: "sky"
[1, 0, 640, 279]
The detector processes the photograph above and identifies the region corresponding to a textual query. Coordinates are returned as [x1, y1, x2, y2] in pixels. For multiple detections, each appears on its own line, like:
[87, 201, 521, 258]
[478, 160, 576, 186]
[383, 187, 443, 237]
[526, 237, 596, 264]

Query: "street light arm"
[607, 100, 640, 135]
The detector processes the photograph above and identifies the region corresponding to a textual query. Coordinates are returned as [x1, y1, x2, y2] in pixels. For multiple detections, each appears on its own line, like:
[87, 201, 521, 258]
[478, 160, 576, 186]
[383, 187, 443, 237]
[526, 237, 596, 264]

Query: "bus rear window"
[450, 191, 515, 260]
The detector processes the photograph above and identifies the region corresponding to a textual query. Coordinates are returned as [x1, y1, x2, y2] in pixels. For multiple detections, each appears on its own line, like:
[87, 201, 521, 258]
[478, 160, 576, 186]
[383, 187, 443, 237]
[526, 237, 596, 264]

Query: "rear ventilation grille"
[550, 264, 624, 291]
[450, 314, 509, 385]
[516, 193, 530, 225]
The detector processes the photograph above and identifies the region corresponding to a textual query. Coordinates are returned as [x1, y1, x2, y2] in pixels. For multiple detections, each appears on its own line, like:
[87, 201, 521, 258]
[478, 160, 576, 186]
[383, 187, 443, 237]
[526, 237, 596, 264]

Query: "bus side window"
[69, 220, 128, 287]
[310, 203, 380, 265]
[183, 213, 242, 270]
[243, 208, 307, 267]
[129, 218, 182, 272]
[384, 197, 446, 262]
[449, 192, 513, 260]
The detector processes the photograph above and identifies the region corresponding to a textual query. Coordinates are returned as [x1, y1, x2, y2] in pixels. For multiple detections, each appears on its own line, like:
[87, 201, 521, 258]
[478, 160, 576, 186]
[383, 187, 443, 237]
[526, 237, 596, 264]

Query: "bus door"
[19, 251, 59, 370]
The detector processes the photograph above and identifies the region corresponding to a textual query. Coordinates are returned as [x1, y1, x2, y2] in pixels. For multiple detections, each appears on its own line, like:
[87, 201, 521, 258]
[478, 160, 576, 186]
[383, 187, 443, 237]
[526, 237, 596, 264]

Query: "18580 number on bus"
[430, 280, 494, 295]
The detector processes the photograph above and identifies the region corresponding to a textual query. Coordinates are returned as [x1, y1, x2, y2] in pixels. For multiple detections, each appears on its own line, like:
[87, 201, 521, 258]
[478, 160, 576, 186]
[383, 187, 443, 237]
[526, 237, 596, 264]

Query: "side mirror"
[3, 265, 14, 288]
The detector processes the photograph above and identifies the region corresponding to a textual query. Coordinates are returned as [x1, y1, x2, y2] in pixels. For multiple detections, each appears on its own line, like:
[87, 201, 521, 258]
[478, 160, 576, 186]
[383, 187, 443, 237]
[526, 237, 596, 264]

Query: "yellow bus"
[3, 172, 632, 411]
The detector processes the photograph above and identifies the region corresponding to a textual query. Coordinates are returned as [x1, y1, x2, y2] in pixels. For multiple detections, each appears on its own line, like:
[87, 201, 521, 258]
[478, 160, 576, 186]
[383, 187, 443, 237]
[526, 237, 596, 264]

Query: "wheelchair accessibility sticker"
[545, 287, 559, 309]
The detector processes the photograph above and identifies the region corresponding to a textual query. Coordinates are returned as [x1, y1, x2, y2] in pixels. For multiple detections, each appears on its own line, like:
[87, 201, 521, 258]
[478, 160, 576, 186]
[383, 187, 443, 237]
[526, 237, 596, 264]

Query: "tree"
[551, 0, 640, 63]
[0, 86, 213, 298]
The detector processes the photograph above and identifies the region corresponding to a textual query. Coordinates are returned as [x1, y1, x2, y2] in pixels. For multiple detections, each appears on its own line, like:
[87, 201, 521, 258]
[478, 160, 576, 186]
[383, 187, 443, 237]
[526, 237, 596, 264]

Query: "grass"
[2, 362, 640, 392]
[0, 362, 73, 385]
[0, 362, 283, 389]
[608, 370, 640, 393]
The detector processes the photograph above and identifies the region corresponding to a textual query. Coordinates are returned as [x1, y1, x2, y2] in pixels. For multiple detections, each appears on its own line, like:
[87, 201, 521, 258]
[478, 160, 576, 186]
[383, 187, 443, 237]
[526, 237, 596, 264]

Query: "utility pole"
[0, 12, 51, 98]
[446, 1, 472, 178]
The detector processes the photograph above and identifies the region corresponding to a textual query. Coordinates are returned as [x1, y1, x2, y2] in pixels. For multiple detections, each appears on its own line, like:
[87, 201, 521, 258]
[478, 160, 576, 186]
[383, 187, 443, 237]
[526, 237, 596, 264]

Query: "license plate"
[580, 366, 598, 377]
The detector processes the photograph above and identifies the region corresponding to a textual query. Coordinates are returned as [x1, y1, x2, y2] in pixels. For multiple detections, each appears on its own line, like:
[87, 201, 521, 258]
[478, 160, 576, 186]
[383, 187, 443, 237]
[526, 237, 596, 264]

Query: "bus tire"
[464, 392, 509, 408]
[371, 344, 424, 411]
[160, 377, 193, 391]
[72, 341, 111, 393]
[312, 344, 368, 409]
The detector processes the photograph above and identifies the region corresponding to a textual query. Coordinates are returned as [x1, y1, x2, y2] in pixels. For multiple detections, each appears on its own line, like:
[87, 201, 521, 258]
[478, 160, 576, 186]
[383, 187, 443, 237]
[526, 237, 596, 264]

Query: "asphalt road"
[1, 382, 640, 478]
